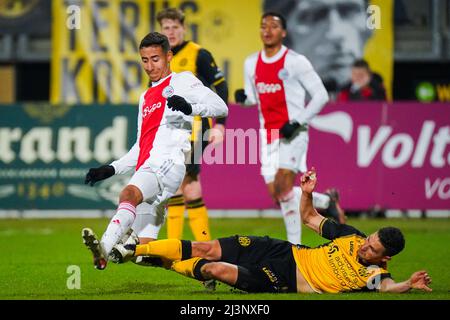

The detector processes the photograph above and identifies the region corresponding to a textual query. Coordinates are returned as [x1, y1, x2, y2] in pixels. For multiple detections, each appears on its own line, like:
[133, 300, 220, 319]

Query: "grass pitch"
[0, 217, 449, 300]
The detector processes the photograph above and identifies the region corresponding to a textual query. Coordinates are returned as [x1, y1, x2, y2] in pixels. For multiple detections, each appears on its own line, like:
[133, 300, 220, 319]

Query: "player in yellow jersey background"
[111, 167, 432, 294]
[156, 8, 229, 243]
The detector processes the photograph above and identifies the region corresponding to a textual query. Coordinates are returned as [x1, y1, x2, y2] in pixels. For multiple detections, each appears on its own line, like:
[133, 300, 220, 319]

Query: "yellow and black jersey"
[292, 219, 391, 293]
[170, 41, 228, 142]
[171, 41, 226, 89]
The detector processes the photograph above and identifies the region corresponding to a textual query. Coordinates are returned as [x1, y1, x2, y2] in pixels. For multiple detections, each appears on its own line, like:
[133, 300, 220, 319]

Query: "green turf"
[0, 217, 448, 300]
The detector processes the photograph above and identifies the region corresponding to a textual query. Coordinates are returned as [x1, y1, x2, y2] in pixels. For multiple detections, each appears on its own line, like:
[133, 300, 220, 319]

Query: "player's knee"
[273, 182, 293, 201]
[201, 262, 227, 279]
[192, 240, 221, 260]
[119, 185, 143, 205]
[274, 169, 295, 200]
[183, 181, 202, 201]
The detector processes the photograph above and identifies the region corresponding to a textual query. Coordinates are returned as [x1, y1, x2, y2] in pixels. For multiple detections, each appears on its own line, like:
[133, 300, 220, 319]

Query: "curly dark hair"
[139, 32, 170, 53]
[378, 227, 405, 257]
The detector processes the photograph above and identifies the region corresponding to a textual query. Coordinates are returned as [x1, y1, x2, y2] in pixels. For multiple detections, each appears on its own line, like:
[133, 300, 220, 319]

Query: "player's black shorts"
[218, 235, 298, 293]
[185, 117, 211, 179]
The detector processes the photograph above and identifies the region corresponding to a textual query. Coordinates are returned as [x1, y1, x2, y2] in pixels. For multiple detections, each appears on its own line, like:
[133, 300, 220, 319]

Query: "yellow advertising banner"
[51, 0, 262, 104]
[364, 0, 393, 100]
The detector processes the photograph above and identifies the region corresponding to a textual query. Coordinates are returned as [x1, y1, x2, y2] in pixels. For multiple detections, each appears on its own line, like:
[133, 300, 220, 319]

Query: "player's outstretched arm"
[299, 167, 326, 234]
[379, 271, 432, 293]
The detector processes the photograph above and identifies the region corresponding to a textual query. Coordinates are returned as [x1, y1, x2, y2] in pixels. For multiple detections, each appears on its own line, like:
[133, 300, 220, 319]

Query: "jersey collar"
[261, 45, 288, 64]
[171, 41, 189, 55]
[150, 72, 173, 87]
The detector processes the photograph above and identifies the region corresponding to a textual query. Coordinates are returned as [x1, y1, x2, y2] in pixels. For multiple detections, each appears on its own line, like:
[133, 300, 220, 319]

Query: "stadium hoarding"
[201, 102, 450, 211]
[307, 102, 450, 210]
[0, 103, 137, 210]
[0, 102, 448, 211]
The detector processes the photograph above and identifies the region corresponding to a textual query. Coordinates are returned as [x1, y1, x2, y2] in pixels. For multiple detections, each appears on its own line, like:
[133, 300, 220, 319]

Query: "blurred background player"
[263, 0, 372, 96]
[234, 12, 344, 245]
[157, 8, 229, 242]
[337, 59, 387, 101]
[82, 32, 228, 270]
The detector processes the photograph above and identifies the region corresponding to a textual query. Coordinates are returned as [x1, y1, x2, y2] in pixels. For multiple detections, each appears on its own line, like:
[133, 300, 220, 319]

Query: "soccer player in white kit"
[235, 12, 343, 245]
[82, 32, 228, 270]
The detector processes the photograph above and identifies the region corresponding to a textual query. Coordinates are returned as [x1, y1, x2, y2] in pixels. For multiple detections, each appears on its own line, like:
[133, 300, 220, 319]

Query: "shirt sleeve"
[109, 93, 143, 174]
[176, 72, 228, 119]
[243, 56, 258, 106]
[320, 218, 366, 240]
[196, 48, 229, 125]
[293, 55, 329, 125]
[196, 49, 227, 94]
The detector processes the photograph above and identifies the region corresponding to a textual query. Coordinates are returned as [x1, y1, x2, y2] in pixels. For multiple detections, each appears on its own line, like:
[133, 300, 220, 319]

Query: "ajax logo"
[162, 85, 174, 98]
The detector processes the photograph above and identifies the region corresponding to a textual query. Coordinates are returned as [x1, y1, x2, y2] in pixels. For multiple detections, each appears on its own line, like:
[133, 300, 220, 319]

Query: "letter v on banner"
[357, 126, 392, 167]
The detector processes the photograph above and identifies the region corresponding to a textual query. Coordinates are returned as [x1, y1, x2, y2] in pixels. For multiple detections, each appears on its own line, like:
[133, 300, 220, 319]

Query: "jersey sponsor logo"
[142, 102, 163, 119]
[238, 236, 251, 247]
[278, 68, 289, 80]
[256, 82, 282, 94]
[349, 240, 355, 256]
[262, 267, 278, 284]
[327, 243, 340, 255]
[358, 266, 370, 278]
[162, 85, 174, 98]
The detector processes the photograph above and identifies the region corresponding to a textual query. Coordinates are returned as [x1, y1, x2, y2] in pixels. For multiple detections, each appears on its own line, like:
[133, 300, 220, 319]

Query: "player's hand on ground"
[280, 121, 307, 139]
[409, 270, 432, 292]
[300, 167, 317, 193]
[167, 95, 192, 115]
[84, 165, 115, 186]
[234, 89, 247, 104]
[208, 124, 225, 146]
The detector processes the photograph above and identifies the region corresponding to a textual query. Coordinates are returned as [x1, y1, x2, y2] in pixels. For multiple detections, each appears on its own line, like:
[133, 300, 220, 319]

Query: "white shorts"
[128, 158, 186, 205]
[260, 130, 308, 184]
[127, 158, 186, 239]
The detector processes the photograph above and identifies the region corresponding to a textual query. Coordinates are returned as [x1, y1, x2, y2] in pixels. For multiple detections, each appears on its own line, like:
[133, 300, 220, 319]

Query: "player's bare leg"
[199, 262, 238, 285]
[172, 258, 265, 293]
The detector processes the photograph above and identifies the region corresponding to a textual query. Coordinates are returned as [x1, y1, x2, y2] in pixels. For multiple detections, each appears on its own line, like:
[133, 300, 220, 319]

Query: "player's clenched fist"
[84, 165, 115, 186]
[167, 95, 192, 115]
[300, 167, 317, 193]
[280, 121, 307, 139]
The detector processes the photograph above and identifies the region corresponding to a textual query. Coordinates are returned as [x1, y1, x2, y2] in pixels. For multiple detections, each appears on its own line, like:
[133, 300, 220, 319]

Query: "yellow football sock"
[171, 257, 208, 280]
[187, 198, 211, 241]
[135, 239, 182, 261]
[167, 195, 185, 239]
